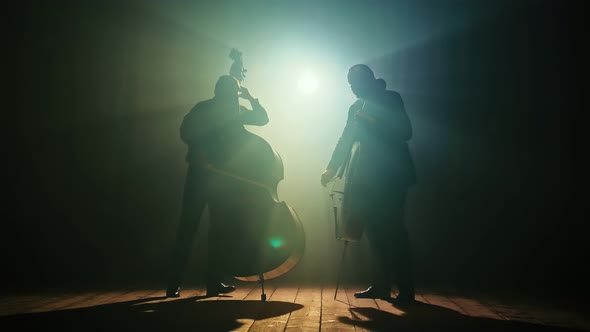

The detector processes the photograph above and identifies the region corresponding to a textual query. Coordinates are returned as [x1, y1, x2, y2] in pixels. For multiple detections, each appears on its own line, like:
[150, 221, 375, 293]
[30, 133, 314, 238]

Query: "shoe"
[206, 282, 236, 296]
[354, 286, 390, 300]
[166, 285, 181, 298]
[391, 293, 415, 306]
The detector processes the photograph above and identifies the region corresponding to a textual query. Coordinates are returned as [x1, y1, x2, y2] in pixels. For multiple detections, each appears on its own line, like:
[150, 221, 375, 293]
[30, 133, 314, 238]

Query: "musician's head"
[348, 64, 386, 99]
[214, 75, 240, 101]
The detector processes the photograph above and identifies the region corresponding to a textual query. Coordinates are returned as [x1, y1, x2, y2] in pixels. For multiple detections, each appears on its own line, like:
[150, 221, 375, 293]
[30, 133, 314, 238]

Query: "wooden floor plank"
[285, 286, 322, 332]
[2, 286, 589, 331]
[24, 291, 100, 313]
[477, 294, 590, 330]
[482, 301, 546, 325]
[320, 286, 355, 331]
[0, 293, 71, 316]
[0, 288, 165, 316]
[506, 303, 590, 331]
[231, 284, 277, 332]
[58, 290, 130, 309]
[447, 295, 506, 320]
[344, 287, 380, 332]
[247, 286, 299, 332]
[420, 292, 467, 315]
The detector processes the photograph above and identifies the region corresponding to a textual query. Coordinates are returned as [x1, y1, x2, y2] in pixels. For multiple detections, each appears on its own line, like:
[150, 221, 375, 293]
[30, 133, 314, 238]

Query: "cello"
[205, 48, 305, 301]
[329, 102, 366, 242]
[326, 103, 365, 300]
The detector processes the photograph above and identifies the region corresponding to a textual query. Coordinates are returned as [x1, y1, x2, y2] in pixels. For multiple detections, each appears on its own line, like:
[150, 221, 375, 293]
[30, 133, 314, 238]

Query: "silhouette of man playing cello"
[321, 64, 417, 305]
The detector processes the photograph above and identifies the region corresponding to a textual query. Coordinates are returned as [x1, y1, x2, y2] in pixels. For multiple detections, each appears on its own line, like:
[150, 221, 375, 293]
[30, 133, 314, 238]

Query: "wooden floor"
[1, 282, 588, 331]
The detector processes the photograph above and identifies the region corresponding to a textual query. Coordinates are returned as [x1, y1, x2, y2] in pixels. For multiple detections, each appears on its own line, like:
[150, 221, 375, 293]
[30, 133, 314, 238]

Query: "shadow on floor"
[339, 301, 586, 332]
[0, 295, 303, 331]
[2, 294, 587, 332]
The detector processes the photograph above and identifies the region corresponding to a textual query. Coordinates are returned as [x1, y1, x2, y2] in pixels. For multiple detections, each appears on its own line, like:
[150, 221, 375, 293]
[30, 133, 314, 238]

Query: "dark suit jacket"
[180, 97, 269, 167]
[327, 90, 416, 189]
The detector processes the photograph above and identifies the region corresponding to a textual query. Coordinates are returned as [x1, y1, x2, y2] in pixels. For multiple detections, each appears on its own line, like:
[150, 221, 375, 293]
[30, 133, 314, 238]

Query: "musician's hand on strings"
[321, 168, 336, 187]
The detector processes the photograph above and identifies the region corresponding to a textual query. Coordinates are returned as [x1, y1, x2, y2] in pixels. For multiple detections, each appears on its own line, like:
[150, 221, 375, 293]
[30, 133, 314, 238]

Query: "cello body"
[330, 141, 364, 241]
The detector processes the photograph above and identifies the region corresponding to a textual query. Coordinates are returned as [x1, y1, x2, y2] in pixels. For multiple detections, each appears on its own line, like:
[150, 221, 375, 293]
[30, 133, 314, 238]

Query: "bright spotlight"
[298, 71, 318, 94]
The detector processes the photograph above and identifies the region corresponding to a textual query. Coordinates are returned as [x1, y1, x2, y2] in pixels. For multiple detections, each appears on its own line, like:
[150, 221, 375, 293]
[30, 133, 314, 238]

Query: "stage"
[1, 282, 587, 331]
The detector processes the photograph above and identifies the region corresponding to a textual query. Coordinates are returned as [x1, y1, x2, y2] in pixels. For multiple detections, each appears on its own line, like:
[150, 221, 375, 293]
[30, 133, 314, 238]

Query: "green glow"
[269, 237, 283, 249]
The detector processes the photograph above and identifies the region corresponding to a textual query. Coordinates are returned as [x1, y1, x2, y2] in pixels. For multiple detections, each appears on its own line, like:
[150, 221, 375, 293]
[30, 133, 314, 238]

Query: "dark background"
[4, 0, 583, 305]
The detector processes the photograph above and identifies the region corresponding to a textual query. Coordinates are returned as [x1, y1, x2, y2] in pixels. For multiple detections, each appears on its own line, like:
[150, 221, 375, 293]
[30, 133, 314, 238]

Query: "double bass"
[206, 48, 305, 300]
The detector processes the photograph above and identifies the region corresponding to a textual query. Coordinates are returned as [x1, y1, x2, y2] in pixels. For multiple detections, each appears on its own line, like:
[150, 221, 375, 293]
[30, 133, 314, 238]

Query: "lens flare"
[298, 71, 318, 94]
[269, 237, 283, 249]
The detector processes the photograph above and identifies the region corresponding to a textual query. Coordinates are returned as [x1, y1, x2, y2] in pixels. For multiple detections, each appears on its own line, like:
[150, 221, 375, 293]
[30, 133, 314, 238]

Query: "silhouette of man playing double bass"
[166, 74, 269, 298]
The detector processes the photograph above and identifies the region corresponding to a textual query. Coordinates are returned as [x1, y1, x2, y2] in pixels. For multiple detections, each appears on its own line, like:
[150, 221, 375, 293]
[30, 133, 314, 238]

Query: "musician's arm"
[238, 87, 269, 126]
[320, 103, 359, 186]
[326, 105, 357, 171]
[238, 100, 269, 126]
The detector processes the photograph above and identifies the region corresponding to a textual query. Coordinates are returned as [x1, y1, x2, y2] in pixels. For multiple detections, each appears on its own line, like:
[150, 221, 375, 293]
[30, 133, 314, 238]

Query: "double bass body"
[206, 48, 305, 284]
[208, 132, 305, 282]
